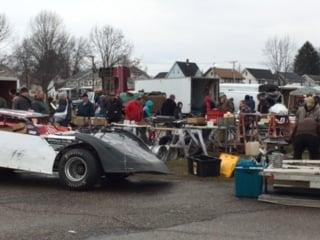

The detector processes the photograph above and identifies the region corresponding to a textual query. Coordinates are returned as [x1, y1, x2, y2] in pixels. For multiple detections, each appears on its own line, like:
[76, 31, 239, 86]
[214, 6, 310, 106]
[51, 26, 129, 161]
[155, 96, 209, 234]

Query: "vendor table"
[111, 123, 230, 158]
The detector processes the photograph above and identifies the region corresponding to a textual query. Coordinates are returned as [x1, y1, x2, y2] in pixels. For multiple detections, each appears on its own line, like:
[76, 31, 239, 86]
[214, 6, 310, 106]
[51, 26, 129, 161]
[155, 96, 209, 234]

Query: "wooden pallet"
[263, 160, 320, 189]
[260, 160, 320, 208]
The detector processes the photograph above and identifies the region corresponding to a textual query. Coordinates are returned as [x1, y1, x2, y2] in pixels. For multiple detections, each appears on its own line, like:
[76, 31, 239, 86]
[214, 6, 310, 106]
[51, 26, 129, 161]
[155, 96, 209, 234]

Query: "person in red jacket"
[125, 98, 144, 122]
[204, 95, 214, 114]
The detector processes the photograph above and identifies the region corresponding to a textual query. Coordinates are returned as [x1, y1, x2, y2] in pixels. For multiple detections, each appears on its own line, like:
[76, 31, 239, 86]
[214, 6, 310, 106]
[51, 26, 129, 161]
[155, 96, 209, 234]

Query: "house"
[204, 67, 243, 83]
[127, 66, 150, 90]
[64, 65, 149, 91]
[166, 59, 202, 78]
[0, 65, 19, 82]
[65, 70, 102, 90]
[154, 72, 168, 79]
[277, 72, 303, 85]
[242, 68, 274, 84]
[302, 74, 320, 86]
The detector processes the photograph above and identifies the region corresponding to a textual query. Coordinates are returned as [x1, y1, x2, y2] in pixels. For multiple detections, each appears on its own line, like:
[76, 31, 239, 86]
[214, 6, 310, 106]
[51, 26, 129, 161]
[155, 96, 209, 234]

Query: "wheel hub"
[65, 157, 88, 182]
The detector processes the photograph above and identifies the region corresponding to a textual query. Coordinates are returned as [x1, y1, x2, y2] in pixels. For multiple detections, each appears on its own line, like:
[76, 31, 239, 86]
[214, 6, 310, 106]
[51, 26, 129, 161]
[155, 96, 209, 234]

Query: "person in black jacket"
[95, 95, 108, 118]
[106, 96, 123, 123]
[161, 94, 176, 116]
[13, 87, 31, 111]
[77, 93, 95, 117]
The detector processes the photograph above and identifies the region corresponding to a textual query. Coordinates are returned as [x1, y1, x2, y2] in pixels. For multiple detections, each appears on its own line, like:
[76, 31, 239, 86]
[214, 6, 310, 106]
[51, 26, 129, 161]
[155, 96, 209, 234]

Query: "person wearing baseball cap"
[77, 92, 95, 117]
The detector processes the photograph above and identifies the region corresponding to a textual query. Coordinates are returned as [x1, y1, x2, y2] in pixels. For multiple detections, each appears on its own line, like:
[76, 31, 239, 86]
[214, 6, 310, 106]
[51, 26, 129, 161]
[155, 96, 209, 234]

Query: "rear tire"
[58, 149, 101, 190]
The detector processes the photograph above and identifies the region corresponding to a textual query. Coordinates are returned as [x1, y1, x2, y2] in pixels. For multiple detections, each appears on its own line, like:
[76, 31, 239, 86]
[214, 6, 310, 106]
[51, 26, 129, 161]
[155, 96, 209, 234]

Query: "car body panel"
[0, 131, 56, 174]
[75, 131, 169, 174]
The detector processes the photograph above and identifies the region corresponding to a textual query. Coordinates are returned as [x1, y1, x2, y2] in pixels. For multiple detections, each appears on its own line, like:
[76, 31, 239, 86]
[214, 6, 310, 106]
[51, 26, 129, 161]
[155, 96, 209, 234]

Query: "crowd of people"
[1, 87, 187, 127]
[124, 94, 183, 123]
[3, 86, 320, 160]
[0, 86, 281, 127]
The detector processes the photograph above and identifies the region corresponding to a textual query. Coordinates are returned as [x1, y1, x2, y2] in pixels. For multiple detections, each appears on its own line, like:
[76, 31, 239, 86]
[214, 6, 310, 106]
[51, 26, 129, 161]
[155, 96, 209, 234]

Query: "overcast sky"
[2, 0, 320, 75]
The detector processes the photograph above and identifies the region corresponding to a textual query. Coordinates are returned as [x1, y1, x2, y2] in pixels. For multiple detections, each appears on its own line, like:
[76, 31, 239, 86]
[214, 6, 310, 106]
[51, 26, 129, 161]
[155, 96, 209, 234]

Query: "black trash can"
[187, 155, 221, 177]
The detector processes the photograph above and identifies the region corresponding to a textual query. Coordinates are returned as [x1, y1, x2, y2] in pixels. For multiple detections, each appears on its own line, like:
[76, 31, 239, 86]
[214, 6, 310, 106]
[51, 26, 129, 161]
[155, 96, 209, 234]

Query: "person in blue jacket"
[143, 100, 154, 118]
[77, 93, 95, 117]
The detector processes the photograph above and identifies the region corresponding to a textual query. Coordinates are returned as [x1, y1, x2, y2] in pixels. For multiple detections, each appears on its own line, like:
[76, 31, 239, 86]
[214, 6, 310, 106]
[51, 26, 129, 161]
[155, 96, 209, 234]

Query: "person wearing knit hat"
[291, 95, 320, 159]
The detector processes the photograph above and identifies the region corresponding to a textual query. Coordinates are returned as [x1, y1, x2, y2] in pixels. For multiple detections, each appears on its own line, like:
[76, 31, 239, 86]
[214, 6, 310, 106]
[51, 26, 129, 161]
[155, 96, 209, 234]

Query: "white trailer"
[135, 77, 219, 113]
[0, 75, 19, 106]
[220, 83, 260, 111]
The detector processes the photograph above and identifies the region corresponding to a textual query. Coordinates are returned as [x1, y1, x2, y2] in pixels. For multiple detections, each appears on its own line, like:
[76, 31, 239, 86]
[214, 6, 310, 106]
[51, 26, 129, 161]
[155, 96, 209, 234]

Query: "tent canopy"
[289, 87, 320, 96]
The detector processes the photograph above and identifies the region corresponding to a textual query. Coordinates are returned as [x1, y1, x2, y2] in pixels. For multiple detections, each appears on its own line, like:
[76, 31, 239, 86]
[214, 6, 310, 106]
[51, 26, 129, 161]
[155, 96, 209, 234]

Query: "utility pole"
[212, 62, 216, 77]
[229, 60, 237, 83]
[88, 55, 95, 91]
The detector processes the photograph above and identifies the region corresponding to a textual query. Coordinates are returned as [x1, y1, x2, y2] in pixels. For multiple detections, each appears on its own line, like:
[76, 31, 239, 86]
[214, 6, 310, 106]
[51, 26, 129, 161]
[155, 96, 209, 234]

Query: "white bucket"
[245, 141, 260, 156]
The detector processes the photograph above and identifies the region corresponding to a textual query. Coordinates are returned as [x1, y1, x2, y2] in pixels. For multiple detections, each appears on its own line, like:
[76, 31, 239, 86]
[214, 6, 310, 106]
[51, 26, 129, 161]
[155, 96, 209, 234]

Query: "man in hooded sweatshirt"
[291, 96, 320, 159]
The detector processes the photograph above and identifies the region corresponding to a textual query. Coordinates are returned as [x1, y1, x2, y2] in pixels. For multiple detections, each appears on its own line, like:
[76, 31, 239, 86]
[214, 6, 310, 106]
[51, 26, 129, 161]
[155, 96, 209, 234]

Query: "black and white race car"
[0, 109, 169, 190]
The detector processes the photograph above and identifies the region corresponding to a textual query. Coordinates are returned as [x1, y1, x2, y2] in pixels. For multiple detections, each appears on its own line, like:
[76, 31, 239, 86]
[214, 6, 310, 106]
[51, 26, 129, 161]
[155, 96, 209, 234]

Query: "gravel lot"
[0, 161, 319, 240]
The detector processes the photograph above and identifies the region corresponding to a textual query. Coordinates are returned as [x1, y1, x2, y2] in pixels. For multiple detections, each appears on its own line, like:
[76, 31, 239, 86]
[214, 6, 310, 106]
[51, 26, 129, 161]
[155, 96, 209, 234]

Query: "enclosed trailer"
[0, 76, 19, 106]
[219, 83, 260, 111]
[135, 77, 219, 113]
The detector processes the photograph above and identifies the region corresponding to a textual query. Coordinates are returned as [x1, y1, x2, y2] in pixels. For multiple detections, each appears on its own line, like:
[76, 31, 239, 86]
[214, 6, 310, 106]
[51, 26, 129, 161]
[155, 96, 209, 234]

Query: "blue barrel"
[235, 160, 263, 198]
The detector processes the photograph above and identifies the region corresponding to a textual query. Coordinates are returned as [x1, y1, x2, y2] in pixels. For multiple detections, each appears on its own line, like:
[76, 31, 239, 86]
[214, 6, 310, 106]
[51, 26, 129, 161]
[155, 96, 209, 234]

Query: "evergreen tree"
[294, 41, 320, 75]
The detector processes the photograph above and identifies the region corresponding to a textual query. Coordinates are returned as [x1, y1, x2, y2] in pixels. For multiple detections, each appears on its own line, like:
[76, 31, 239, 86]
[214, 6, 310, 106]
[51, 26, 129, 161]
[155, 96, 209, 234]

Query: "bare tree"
[13, 39, 34, 87]
[263, 36, 296, 85]
[90, 25, 132, 68]
[69, 37, 90, 75]
[0, 14, 10, 44]
[13, 11, 74, 92]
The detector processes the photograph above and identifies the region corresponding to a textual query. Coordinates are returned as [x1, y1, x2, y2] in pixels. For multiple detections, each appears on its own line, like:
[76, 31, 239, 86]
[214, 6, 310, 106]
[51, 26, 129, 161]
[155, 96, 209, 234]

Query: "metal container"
[269, 152, 284, 168]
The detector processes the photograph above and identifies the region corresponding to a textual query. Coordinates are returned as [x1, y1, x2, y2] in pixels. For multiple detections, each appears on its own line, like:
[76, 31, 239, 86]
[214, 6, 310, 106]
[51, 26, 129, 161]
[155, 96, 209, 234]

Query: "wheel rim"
[157, 146, 168, 161]
[64, 157, 88, 182]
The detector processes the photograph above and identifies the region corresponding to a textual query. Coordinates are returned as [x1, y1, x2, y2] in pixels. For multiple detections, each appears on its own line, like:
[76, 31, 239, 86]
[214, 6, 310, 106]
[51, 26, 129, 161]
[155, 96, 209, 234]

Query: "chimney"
[186, 59, 189, 65]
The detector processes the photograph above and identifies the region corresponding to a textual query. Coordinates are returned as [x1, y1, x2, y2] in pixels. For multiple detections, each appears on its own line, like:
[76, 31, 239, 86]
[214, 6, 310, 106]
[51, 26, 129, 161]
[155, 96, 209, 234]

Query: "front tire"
[59, 149, 101, 190]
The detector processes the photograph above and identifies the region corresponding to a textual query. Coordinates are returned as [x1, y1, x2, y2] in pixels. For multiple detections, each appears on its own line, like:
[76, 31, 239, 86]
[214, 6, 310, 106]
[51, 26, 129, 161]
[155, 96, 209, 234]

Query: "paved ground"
[0, 164, 319, 240]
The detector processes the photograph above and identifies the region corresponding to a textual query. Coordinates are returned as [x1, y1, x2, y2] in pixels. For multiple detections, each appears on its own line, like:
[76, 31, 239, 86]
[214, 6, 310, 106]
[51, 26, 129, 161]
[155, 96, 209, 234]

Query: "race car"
[0, 109, 169, 190]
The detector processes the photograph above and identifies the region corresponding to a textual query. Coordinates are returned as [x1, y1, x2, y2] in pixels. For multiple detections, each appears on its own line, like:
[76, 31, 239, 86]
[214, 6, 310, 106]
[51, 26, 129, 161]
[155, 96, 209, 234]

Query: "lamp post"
[87, 55, 95, 91]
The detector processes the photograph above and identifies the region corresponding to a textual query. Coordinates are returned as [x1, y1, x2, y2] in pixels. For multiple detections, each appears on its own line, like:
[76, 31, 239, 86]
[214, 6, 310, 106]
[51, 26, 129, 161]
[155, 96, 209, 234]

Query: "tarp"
[289, 87, 320, 96]
[258, 84, 279, 93]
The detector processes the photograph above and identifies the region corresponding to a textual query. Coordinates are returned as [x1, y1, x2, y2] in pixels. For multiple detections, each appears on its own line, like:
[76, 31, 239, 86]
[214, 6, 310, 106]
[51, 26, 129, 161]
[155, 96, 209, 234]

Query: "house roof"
[278, 72, 302, 83]
[154, 72, 168, 79]
[245, 68, 274, 80]
[175, 61, 200, 77]
[129, 65, 150, 79]
[206, 67, 243, 79]
[0, 65, 18, 81]
[304, 74, 320, 82]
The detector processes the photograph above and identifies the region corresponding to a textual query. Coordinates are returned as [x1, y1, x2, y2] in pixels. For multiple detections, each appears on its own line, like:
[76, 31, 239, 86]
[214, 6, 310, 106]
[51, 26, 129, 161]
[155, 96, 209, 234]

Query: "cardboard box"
[187, 117, 206, 125]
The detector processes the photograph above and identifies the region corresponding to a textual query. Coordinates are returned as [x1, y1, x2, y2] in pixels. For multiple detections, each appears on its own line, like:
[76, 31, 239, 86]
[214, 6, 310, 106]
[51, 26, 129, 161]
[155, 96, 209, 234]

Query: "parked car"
[0, 109, 169, 190]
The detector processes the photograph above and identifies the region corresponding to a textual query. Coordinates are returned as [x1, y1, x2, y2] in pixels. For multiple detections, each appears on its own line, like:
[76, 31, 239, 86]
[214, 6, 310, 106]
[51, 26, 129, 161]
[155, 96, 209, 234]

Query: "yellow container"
[219, 153, 240, 178]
